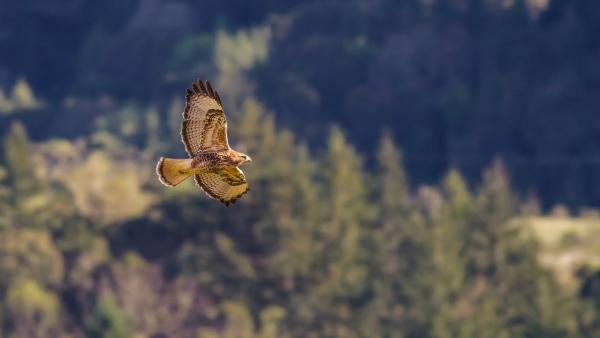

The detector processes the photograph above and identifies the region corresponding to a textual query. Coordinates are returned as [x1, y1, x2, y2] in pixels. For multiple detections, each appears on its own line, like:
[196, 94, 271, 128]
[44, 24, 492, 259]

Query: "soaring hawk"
[156, 79, 251, 206]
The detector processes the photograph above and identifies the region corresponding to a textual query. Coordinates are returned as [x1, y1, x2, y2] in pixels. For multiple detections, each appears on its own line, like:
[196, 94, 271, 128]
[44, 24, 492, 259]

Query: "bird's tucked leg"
[156, 157, 193, 186]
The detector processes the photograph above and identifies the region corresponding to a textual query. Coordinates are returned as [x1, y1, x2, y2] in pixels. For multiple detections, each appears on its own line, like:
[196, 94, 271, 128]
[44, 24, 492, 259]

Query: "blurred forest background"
[1, 0, 600, 337]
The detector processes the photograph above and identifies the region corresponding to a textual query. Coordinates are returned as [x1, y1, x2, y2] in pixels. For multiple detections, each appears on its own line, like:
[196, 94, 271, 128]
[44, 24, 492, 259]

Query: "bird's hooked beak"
[240, 153, 252, 163]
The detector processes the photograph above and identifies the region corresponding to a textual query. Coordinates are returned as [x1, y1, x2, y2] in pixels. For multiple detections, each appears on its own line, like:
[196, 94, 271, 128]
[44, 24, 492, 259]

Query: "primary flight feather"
[156, 79, 251, 206]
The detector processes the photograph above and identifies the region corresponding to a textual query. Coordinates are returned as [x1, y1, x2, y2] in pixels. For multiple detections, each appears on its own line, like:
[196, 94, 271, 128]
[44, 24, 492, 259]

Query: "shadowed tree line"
[1, 0, 600, 206]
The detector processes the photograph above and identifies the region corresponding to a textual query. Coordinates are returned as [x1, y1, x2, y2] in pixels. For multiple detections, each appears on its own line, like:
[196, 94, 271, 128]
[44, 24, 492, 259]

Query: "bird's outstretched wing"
[194, 166, 249, 206]
[181, 80, 229, 156]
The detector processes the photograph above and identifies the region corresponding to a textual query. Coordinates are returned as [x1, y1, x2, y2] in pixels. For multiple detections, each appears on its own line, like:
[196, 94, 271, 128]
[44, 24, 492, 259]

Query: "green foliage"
[197, 303, 287, 338]
[39, 143, 156, 226]
[214, 26, 272, 108]
[372, 134, 430, 338]
[3, 123, 40, 204]
[5, 279, 61, 338]
[215, 27, 270, 75]
[0, 228, 64, 288]
[319, 127, 371, 294]
[11, 78, 40, 110]
[167, 34, 214, 78]
[1, 123, 82, 231]
[0, 103, 592, 337]
[376, 133, 409, 215]
[85, 295, 132, 338]
[0, 79, 40, 114]
[93, 104, 167, 156]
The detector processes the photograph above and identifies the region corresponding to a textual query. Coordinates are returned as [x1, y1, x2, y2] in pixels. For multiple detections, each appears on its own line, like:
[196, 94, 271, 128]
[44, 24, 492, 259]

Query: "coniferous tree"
[285, 126, 372, 338]
[1, 123, 58, 230]
[372, 133, 420, 338]
[429, 170, 473, 338]
[3, 123, 41, 209]
[467, 159, 577, 337]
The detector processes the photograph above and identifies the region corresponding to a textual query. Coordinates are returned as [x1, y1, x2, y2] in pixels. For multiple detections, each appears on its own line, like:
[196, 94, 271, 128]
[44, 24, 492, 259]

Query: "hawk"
[156, 79, 251, 206]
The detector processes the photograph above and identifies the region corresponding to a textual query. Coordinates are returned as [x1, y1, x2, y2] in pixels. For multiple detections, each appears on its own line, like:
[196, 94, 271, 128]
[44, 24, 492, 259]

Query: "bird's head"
[236, 152, 252, 165]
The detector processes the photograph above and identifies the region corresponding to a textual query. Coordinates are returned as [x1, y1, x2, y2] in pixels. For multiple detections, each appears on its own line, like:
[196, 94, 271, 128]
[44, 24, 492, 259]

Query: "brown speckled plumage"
[156, 78, 251, 206]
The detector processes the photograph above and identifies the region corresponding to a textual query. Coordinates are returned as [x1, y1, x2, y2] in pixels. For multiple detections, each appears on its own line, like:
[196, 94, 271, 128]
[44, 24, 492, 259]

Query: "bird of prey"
[156, 79, 251, 206]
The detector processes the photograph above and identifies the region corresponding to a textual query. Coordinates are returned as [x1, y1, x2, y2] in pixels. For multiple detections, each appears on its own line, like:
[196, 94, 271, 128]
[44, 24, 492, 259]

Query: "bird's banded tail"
[156, 157, 193, 187]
